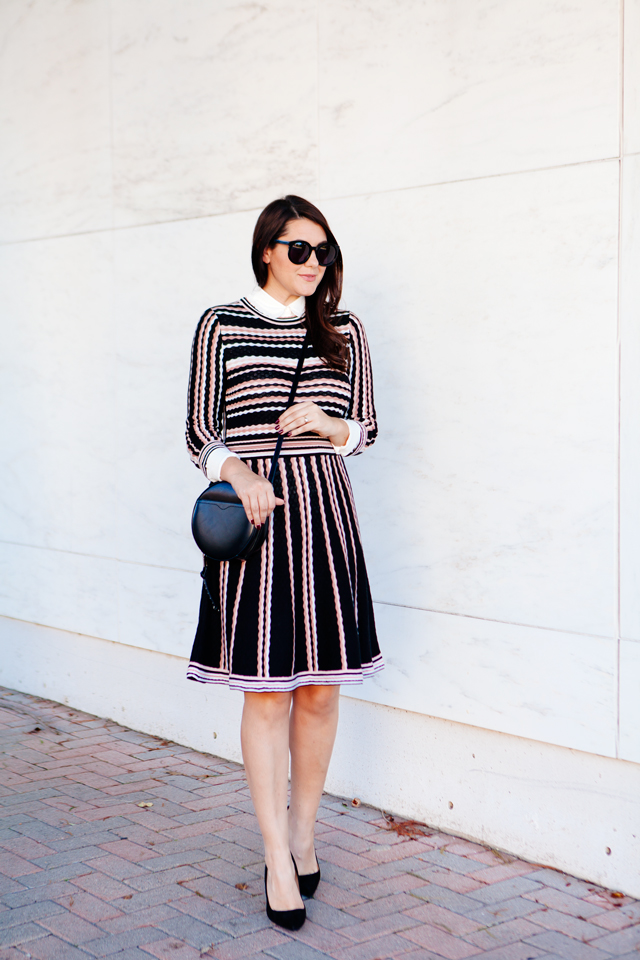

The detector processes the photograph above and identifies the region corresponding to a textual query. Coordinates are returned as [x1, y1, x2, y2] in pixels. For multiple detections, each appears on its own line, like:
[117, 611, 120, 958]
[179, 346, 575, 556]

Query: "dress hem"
[186, 654, 384, 692]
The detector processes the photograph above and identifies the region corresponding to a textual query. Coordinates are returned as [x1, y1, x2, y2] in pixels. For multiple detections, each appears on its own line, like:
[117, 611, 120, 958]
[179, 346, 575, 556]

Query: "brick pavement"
[1, 687, 639, 960]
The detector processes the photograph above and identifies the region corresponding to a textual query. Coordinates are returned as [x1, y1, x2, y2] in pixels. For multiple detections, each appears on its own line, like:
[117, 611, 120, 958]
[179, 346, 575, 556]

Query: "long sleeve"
[342, 313, 378, 456]
[186, 309, 239, 480]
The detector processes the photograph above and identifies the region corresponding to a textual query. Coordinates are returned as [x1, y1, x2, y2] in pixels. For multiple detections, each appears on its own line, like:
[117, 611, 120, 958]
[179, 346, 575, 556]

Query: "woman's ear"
[262, 246, 271, 265]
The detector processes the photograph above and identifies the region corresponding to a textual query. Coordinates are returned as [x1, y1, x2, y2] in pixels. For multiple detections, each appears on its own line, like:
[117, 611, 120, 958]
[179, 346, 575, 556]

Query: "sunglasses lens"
[287, 241, 310, 264]
[316, 243, 338, 266]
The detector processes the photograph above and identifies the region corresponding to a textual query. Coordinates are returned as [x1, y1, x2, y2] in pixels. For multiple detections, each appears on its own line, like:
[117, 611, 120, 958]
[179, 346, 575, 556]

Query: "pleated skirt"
[187, 454, 384, 691]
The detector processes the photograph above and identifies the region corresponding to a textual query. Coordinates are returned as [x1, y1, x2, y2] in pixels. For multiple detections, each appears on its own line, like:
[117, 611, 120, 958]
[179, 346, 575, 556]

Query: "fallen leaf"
[351, 798, 361, 808]
[611, 892, 624, 899]
[235, 882, 248, 890]
[382, 812, 432, 838]
[137, 802, 153, 808]
[122, 894, 132, 900]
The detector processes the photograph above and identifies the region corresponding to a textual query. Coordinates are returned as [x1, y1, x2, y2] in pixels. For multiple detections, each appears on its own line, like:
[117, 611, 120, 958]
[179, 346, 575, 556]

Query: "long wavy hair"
[251, 196, 348, 371]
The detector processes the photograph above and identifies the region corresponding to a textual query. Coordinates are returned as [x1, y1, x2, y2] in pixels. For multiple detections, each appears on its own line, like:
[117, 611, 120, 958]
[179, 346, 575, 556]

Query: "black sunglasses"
[273, 239, 339, 267]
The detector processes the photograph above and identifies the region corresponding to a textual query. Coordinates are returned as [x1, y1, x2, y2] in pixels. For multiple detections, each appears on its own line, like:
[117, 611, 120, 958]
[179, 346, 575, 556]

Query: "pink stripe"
[228, 561, 245, 672]
[311, 458, 348, 669]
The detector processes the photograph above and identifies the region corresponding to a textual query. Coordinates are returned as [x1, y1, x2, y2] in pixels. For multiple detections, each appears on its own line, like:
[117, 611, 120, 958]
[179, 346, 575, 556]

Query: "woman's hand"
[220, 458, 284, 527]
[276, 402, 349, 448]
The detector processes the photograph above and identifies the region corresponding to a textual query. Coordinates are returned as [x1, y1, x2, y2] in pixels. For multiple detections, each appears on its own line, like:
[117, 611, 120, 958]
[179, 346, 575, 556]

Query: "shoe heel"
[292, 852, 321, 899]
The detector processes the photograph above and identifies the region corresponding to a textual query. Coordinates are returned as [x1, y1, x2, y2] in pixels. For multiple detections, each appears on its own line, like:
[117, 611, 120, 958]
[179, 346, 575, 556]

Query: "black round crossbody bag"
[191, 330, 311, 562]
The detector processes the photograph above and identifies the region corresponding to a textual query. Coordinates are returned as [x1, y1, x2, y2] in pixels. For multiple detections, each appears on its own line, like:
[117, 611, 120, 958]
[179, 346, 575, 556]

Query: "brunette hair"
[251, 195, 348, 371]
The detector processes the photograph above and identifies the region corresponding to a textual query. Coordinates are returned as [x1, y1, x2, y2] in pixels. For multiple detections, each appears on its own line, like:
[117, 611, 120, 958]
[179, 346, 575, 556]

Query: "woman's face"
[262, 217, 327, 303]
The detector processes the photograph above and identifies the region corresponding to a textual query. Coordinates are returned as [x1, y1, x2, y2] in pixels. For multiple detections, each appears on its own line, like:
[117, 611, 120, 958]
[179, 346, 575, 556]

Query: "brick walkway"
[1, 688, 639, 960]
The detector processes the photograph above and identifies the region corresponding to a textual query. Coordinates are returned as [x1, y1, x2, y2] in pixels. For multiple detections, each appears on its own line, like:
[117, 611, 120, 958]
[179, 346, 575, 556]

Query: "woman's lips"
[300, 274, 317, 282]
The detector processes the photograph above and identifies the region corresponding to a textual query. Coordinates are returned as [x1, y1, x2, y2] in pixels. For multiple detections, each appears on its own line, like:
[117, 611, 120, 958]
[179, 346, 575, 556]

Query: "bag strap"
[267, 328, 311, 485]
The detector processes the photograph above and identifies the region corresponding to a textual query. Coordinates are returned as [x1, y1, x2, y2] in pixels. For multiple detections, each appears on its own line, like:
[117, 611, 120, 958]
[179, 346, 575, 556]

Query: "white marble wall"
[0, 0, 638, 762]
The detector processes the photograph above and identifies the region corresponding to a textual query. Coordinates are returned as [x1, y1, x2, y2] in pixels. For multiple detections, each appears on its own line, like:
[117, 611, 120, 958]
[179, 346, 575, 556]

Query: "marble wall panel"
[0, 542, 118, 642]
[116, 561, 201, 657]
[113, 210, 256, 569]
[318, 0, 619, 198]
[625, 0, 640, 155]
[347, 603, 617, 757]
[0, 0, 112, 242]
[0, 232, 117, 559]
[110, 0, 318, 227]
[325, 160, 619, 637]
[619, 639, 640, 763]
[620, 155, 640, 640]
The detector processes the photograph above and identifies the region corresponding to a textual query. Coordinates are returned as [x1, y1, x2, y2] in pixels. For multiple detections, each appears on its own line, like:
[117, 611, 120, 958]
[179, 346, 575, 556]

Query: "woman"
[186, 196, 383, 930]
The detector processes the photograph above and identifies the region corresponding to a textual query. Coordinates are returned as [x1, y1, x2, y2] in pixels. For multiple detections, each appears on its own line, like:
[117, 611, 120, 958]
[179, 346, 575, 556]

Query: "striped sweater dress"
[185, 297, 384, 691]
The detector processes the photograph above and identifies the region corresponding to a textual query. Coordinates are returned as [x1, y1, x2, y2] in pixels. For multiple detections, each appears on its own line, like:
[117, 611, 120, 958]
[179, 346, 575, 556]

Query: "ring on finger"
[303, 415, 309, 423]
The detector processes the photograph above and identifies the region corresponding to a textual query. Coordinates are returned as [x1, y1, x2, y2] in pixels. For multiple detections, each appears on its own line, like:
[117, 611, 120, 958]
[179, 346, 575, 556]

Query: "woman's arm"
[186, 309, 240, 481]
[276, 314, 377, 454]
[187, 309, 283, 526]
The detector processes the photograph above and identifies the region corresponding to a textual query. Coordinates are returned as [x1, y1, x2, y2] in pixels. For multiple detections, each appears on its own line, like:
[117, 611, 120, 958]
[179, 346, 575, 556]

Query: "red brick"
[347, 892, 419, 920]
[286, 917, 353, 953]
[161, 819, 233, 841]
[91, 749, 142, 767]
[469, 862, 538, 884]
[468, 849, 517, 867]
[208, 928, 288, 959]
[0, 852, 43, 877]
[73, 872, 133, 900]
[314, 884, 367, 909]
[0, 837, 56, 859]
[140, 938, 202, 960]
[522, 887, 604, 919]
[55, 890, 124, 922]
[23, 936, 89, 960]
[445, 840, 491, 857]
[101, 779, 164, 796]
[358, 874, 429, 899]
[38, 911, 102, 943]
[590, 911, 634, 932]
[73, 802, 147, 821]
[316, 829, 372, 854]
[316, 844, 376, 872]
[364, 839, 436, 864]
[97, 839, 161, 862]
[342, 910, 420, 942]
[402, 901, 484, 935]
[67, 772, 119, 789]
[417, 866, 485, 893]
[399, 922, 483, 959]
[465, 917, 544, 950]
[527, 908, 609, 941]
[334, 932, 431, 960]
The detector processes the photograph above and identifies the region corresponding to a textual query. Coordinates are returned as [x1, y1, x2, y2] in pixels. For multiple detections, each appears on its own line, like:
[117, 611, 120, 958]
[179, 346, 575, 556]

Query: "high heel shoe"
[264, 862, 306, 931]
[292, 853, 321, 899]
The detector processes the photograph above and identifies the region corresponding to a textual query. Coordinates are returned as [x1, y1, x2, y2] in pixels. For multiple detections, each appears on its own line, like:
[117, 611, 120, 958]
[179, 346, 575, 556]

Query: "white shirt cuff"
[204, 447, 240, 483]
[331, 419, 362, 456]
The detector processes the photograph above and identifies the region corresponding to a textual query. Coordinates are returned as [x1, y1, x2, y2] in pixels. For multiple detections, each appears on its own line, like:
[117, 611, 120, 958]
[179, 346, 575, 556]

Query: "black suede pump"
[293, 854, 321, 899]
[264, 859, 306, 931]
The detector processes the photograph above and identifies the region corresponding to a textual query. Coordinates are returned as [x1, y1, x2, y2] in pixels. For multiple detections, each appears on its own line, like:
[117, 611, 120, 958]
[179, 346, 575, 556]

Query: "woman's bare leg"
[241, 691, 303, 911]
[288, 685, 340, 874]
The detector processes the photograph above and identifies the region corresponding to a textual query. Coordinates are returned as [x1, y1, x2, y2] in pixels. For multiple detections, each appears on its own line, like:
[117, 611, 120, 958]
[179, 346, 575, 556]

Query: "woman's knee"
[293, 685, 340, 718]
[244, 691, 291, 723]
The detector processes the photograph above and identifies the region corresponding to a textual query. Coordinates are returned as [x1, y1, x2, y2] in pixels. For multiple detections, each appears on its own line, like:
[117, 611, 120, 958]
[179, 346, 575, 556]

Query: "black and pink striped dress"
[185, 298, 384, 691]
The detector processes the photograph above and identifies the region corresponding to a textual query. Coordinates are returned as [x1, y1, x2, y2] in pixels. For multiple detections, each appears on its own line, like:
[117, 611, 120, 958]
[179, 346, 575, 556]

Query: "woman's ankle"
[289, 833, 317, 869]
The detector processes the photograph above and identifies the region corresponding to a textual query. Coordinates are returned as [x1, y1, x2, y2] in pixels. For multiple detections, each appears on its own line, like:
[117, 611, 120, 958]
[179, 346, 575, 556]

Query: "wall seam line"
[615, 0, 625, 760]
[0, 155, 623, 248]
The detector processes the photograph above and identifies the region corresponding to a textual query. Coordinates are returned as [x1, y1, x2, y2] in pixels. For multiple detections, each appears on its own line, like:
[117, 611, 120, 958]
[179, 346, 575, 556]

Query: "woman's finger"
[276, 402, 316, 432]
